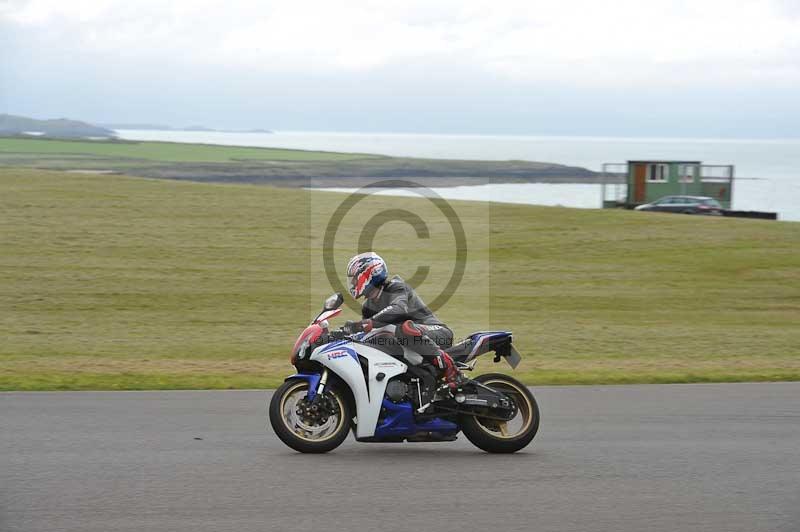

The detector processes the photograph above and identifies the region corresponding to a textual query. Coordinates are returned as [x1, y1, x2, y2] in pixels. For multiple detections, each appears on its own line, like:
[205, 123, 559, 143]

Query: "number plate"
[505, 345, 522, 369]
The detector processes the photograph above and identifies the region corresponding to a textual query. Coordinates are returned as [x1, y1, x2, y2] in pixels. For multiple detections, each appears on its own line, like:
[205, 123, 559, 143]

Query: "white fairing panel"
[309, 341, 407, 438]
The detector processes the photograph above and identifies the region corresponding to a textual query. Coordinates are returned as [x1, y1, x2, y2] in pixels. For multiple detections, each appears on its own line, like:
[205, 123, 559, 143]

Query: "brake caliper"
[296, 394, 339, 426]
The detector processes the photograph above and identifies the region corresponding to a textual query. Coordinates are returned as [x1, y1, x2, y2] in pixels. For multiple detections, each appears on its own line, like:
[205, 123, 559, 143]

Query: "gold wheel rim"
[279, 381, 345, 443]
[474, 379, 534, 440]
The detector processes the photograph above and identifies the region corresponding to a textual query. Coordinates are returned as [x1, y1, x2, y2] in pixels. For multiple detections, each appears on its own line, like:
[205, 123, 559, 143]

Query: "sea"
[116, 130, 800, 221]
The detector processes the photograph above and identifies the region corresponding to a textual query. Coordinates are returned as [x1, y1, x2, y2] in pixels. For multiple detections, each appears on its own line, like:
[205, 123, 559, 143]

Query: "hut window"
[647, 164, 668, 182]
[679, 165, 696, 183]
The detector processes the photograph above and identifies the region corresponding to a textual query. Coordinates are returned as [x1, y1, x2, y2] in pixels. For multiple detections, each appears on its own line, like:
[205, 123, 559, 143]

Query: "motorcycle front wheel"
[269, 379, 352, 453]
[460, 373, 540, 453]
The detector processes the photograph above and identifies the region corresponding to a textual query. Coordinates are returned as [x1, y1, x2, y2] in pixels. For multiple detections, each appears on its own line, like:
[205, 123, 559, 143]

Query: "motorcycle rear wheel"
[269, 379, 351, 453]
[460, 373, 540, 453]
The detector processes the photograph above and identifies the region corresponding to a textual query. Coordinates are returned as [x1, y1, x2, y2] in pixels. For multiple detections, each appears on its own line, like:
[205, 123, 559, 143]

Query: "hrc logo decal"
[326, 350, 350, 361]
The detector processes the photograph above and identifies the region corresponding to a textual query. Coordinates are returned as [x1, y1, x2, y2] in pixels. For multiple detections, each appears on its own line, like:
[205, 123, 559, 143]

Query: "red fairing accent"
[402, 320, 422, 337]
[291, 324, 323, 363]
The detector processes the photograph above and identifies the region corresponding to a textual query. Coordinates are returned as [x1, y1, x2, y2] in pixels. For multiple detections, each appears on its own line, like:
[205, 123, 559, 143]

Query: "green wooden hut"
[602, 160, 734, 209]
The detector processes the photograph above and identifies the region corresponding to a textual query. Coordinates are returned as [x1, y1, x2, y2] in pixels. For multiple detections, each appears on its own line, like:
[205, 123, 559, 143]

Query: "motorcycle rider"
[342, 252, 463, 389]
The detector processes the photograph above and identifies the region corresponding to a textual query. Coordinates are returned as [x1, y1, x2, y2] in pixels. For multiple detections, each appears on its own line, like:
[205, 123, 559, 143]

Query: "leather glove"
[343, 319, 373, 334]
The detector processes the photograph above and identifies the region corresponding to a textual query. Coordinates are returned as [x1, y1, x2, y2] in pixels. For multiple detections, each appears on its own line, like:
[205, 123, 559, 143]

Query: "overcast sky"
[1, 0, 799, 137]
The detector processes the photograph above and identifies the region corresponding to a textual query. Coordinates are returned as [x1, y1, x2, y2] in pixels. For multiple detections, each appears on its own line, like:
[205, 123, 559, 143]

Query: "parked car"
[634, 196, 723, 215]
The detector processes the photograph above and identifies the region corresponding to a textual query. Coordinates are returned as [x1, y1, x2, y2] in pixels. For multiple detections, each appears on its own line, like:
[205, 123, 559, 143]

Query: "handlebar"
[328, 329, 349, 341]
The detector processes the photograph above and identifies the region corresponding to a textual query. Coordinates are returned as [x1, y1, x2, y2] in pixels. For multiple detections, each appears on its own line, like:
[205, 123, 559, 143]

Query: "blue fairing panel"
[373, 399, 459, 438]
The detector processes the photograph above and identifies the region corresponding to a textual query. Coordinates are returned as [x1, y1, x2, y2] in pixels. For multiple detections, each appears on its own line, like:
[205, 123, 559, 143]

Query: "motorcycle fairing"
[373, 399, 459, 439]
[291, 324, 324, 364]
[446, 331, 513, 362]
[309, 340, 407, 438]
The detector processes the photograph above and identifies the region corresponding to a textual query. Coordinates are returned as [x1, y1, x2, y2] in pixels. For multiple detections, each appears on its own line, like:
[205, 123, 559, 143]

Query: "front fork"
[287, 368, 329, 401]
[313, 368, 329, 401]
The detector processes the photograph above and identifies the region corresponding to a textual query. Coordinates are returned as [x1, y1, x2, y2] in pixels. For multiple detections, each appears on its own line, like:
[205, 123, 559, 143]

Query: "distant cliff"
[100, 123, 173, 131]
[102, 123, 274, 134]
[0, 114, 115, 138]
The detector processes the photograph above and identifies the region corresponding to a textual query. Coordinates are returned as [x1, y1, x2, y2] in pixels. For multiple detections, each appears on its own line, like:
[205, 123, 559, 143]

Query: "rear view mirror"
[323, 292, 344, 311]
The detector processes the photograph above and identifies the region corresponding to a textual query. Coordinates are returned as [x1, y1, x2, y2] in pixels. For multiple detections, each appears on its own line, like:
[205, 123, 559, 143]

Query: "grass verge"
[1, 168, 798, 390]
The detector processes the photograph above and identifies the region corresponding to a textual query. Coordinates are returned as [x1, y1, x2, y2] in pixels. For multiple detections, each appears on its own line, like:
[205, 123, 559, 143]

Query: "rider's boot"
[400, 320, 463, 390]
[434, 350, 463, 390]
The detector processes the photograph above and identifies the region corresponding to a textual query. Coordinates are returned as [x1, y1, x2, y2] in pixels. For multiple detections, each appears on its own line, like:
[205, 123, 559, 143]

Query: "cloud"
[3, 0, 799, 87]
[2, 0, 799, 136]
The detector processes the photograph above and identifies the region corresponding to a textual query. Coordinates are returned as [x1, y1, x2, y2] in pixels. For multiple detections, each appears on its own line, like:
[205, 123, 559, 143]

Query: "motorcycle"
[269, 293, 540, 453]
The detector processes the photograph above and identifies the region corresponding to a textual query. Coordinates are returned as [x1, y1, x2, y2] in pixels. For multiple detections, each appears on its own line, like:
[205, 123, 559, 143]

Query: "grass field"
[1, 168, 799, 390]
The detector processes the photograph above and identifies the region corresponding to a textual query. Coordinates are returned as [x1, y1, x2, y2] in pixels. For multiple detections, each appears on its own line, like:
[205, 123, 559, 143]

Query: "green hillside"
[0, 114, 115, 138]
[0, 137, 371, 162]
[0, 137, 598, 186]
[1, 168, 798, 390]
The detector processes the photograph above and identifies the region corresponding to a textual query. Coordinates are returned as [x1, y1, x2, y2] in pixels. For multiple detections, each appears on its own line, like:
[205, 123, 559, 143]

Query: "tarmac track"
[1, 383, 799, 532]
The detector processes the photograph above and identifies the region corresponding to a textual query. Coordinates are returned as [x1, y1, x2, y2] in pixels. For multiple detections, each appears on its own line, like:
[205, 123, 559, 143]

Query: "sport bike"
[269, 293, 540, 453]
